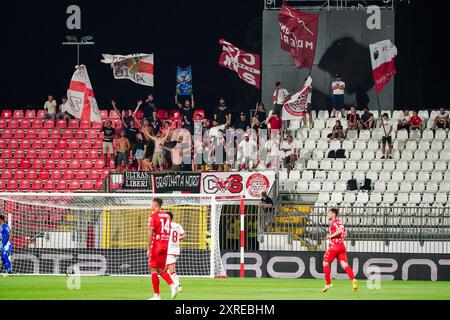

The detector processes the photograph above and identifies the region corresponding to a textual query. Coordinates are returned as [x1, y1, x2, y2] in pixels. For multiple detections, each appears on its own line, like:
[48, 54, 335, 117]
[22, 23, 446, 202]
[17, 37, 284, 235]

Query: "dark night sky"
[0, 0, 449, 113]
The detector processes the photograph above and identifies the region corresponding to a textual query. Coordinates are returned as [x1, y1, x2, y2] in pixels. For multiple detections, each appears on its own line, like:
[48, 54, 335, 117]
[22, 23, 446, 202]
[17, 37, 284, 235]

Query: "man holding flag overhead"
[282, 77, 313, 122]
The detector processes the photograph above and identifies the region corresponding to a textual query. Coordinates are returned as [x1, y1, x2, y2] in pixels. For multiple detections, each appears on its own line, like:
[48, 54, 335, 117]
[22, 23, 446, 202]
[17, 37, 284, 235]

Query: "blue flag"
[176, 66, 193, 96]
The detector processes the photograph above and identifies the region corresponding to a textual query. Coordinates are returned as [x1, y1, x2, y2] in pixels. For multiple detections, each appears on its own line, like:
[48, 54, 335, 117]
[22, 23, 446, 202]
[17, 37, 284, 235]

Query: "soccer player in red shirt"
[148, 198, 179, 300]
[322, 208, 358, 292]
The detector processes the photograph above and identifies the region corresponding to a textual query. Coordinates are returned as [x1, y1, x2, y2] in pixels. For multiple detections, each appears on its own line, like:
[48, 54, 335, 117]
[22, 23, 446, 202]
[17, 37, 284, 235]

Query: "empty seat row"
[0, 159, 114, 170]
[0, 168, 109, 180]
[0, 140, 103, 151]
[0, 149, 102, 160]
[0, 129, 103, 139]
[0, 179, 103, 191]
[307, 159, 449, 172]
[317, 192, 449, 205]
[0, 118, 103, 130]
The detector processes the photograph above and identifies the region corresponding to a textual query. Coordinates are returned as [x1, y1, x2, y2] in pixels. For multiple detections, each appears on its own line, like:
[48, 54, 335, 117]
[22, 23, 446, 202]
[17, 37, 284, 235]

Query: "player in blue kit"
[0, 215, 13, 275]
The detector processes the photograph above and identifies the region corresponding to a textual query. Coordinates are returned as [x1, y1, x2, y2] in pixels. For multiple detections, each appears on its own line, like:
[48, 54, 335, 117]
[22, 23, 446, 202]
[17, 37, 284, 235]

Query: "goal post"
[0, 193, 226, 278]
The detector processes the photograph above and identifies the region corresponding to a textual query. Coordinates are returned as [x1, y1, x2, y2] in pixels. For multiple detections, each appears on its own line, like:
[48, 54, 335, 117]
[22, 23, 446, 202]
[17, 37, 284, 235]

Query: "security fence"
[219, 203, 450, 254]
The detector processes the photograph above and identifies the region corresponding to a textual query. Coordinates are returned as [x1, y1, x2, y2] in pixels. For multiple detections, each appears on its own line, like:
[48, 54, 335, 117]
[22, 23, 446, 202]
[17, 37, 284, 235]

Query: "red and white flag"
[101, 53, 154, 87]
[62, 65, 101, 123]
[370, 40, 397, 93]
[282, 77, 312, 120]
[218, 39, 261, 89]
[279, 4, 319, 70]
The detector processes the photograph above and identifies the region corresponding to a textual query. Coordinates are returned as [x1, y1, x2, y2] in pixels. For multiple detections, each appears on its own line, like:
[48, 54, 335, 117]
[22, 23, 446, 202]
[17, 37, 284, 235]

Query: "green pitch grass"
[1, 276, 450, 300]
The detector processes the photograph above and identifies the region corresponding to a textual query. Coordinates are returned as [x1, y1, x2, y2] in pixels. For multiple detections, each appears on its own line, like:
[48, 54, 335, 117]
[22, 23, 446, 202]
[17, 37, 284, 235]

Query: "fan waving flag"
[218, 39, 261, 89]
[282, 77, 312, 120]
[62, 65, 101, 123]
[101, 53, 154, 87]
[176, 65, 193, 95]
[370, 40, 397, 93]
[279, 4, 319, 70]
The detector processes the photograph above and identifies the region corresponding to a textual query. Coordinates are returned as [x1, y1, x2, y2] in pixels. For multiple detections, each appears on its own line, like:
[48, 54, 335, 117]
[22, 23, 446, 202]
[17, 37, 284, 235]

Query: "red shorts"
[323, 243, 348, 264]
[148, 245, 168, 269]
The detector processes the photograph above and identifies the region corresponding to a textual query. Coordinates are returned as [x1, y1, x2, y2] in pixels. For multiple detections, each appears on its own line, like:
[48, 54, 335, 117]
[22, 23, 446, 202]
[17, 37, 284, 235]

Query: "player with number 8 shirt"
[166, 212, 186, 293]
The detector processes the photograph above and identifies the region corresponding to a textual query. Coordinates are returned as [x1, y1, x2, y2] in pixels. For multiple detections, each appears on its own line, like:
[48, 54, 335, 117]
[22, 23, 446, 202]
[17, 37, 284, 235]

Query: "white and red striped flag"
[370, 40, 398, 94]
[101, 53, 154, 87]
[62, 65, 101, 123]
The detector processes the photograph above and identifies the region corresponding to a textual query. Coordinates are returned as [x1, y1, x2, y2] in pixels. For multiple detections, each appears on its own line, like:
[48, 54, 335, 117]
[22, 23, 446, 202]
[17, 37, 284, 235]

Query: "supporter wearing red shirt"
[410, 110, 423, 131]
[268, 112, 283, 132]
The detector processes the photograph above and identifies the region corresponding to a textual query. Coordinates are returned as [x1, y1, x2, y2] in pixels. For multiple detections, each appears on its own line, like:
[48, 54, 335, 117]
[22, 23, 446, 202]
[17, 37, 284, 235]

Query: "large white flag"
[101, 53, 154, 86]
[282, 77, 312, 120]
[62, 65, 101, 123]
[369, 40, 397, 93]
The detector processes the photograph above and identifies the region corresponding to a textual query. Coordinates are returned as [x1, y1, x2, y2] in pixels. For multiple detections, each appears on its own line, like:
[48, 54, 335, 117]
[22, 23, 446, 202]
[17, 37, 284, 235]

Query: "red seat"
[20, 119, 31, 129]
[50, 129, 62, 139]
[94, 159, 105, 169]
[44, 159, 55, 169]
[68, 140, 79, 149]
[68, 119, 79, 129]
[56, 180, 68, 190]
[1, 169, 12, 179]
[1, 110, 12, 119]
[32, 140, 43, 149]
[63, 150, 74, 159]
[93, 140, 103, 149]
[80, 120, 91, 129]
[56, 140, 67, 149]
[13, 110, 24, 119]
[8, 119, 19, 129]
[6, 180, 18, 190]
[69, 160, 81, 169]
[50, 150, 61, 160]
[81, 159, 93, 169]
[63, 170, 75, 180]
[87, 130, 99, 139]
[100, 169, 109, 180]
[37, 110, 47, 119]
[38, 170, 50, 180]
[18, 179, 30, 190]
[193, 110, 205, 120]
[8, 140, 19, 150]
[56, 160, 68, 169]
[69, 180, 81, 191]
[20, 139, 32, 149]
[26, 169, 38, 180]
[15, 149, 25, 159]
[32, 159, 43, 169]
[62, 129, 73, 139]
[38, 130, 50, 139]
[31, 179, 43, 191]
[25, 110, 37, 119]
[26, 150, 38, 159]
[31, 120, 43, 129]
[7, 159, 18, 168]
[43, 180, 55, 190]
[19, 159, 31, 169]
[14, 169, 25, 179]
[75, 150, 86, 159]
[74, 129, 86, 139]
[38, 150, 49, 159]
[87, 149, 99, 159]
[0, 139, 5, 149]
[25, 129, 37, 139]
[0, 119, 7, 129]
[0, 159, 6, 169]
[95, 180, 104, 190]
[88, 169, 99, 179]
[43, 120, 55, 129]
[81, 180, 94, 190]
[100, 110, 108, 119]
[0, 180, 5, 190]
[51, 169, 62, 180]
[80, 140, 92, 149]
[169, 110, 182, 120]
[1, 129, 12, 139]
[56, 119, 66, 129]
[44, 140, 55, 149]
[157, 110, 169, 120]
[92, 122, 102, 129]
[14, 129, 25, 139]
[76, 169, 87, 180]
[1, 149, 12, 159]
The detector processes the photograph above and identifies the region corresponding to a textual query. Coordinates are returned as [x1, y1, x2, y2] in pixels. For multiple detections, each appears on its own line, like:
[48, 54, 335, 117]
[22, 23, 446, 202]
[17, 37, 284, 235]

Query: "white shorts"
[166, 255, 178, 266]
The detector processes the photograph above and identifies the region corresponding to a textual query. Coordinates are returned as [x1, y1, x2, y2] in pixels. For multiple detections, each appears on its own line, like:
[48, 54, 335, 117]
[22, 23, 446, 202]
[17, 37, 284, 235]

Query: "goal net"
[0, 193, 226, 277]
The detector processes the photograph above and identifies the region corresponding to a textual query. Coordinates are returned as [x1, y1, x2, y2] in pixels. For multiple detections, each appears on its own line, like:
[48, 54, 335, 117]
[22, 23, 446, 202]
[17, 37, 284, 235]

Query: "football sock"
[151, 272, 160, 294]
[345, 266, 355, 281]
[323, 265, 331, 285]
[160, 271, 174, 286]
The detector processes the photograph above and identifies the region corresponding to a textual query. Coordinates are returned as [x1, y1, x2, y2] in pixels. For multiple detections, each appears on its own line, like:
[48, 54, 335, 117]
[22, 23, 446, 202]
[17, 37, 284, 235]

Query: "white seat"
[413, 182, 425, 193]
[439, 182, 450, 193]
[391, 171, 404, 182]
[430, 141, 443, 151]
[370, 161, 383, 172]
[363, 150, 375, 160]
[307, 160, 319, 170]
[392, 110, 403, 121]
[332, 161, 345, 171]
[340, 171, 353, 182]
[413, 150, 426, 161]
[346, 130, 358, 140]
[445, 172, 450, 182]
[304, 140, 316, 150]
[331, 192, 343, 203]
[296, 181, 309, 192]
[405, 141, 418, 151]
[327, 171, 340, 182]
[313, 150, 324, 160]
[426, 151, 439, 161]
[302, 171, 314, 181]
[322, 181, 335, 192]
[383, 193, 395, 204]
[318, 110, 329, 120]
[369, 193, 382, 204]
[342, 140, 354, 151]
[417, 171, 430, 182]
[320, 160, 332, 170]
[321, 129, 332, 140]
[318, 193, 330, 203]
[354, 171, 366, 183]
[379, 171, 391, 182]
[329, 140, 341, 150]
[418, 141, 430, 151]
[335, 182, 347, 192]
[315, 171, 327, 181]
[418, 110, 429, 120]
[426, 182, 438, 193]
[396, 160, 409, 172]
[440, 150, 450, 161]
[409, 130, 422, 141]
[356, 193, 369, 203]
[359, 130, 371, 141]
[397, 193, 410, 204]
[366, 171, 378, 182]
[309, 181, 322, 192]
[326, 118, 338, 128]
[374, 182, 386, 192]
[358, 161, 370, 172]
[313, 119, 325, 130]
[422, 193, 435, 204]
[400, 182, 412, 192]
[297, 128, 309, 140]
[309, 129, 321, 141]
[435, 193, 448, 204]
[387, 182, 399, 192]
[372, 129, 385, 141]
[421, 160, 434, 172]
[350, 150, 362, 160]
[409, 161, 422, 172]
[397, 130, 409, 141]
[430, 171, 443, 182]
[444, 140, 450, 150]
[367, 140, 379, 151]
[279, 171, 288, 182]
[343, 193, 356, 204]
[409, 193, 422, 205]
[435, 130, 447, 141]
[289, 170, 301, 181]
[422, 130, 434, 141]
[316, 139, 329, 151]
[344, 160, 357, 171]
[289, 120, 301, 131]
[384, 161, 396, 172]
[401, 150, 413, 161]
[392, 150, 402, 160]
[405, 171, 417, 182]
[354, 140, 367, 151]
